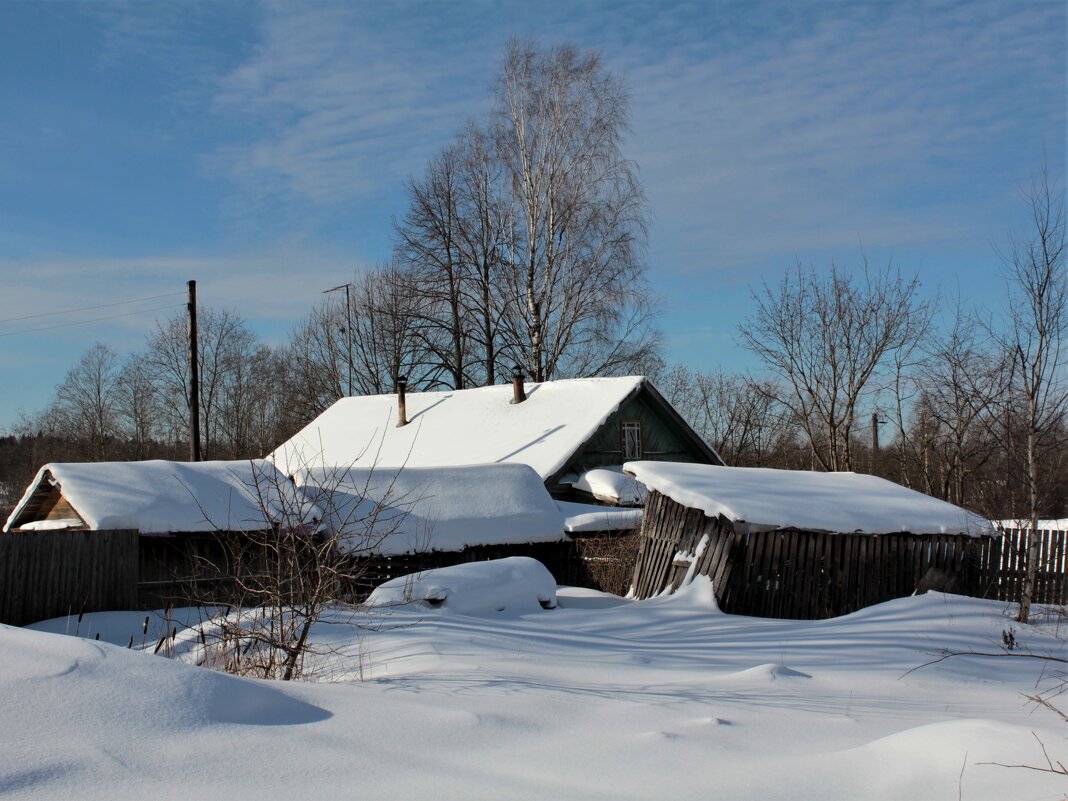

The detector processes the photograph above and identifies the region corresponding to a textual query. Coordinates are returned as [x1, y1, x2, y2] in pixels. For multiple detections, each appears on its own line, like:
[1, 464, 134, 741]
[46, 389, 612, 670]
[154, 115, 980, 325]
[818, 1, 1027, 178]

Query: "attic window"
[622, 421, 642, 460]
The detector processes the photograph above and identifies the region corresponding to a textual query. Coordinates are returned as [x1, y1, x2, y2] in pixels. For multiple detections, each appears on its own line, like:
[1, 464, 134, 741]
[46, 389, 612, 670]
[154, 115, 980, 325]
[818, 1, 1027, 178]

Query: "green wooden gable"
[548, 384, 720, 496]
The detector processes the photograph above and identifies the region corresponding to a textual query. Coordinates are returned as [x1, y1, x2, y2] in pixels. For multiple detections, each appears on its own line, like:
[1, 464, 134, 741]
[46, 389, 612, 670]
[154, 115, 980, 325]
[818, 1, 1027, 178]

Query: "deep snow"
[7, 583, 1068, 800]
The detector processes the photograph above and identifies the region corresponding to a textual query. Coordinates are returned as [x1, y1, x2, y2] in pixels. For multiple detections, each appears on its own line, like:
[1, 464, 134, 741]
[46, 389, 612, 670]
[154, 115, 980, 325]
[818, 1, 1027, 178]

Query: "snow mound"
[730, 663, 813, 681]
[667, 574, 720, 610]
[0, 624, 330, 735]
[366, 557, 558, 615]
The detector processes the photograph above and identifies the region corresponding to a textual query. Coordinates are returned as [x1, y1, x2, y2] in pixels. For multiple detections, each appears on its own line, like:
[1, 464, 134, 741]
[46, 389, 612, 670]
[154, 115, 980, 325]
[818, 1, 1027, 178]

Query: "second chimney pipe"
[512, 366, 526, 404]
[396, 376, 408, 427]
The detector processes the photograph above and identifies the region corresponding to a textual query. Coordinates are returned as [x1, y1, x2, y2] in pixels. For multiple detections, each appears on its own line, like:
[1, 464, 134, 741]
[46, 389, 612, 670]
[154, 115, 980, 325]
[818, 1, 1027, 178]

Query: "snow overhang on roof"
[554, 500, 643, 534]
[624, 461, 994, 537]
[269, 376, 647, 480]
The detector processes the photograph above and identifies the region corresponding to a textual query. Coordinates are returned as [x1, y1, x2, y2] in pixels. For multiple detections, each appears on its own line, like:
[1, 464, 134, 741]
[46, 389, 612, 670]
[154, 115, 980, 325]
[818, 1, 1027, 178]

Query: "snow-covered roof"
[4, 460, 299, 534]
[298, 463, 565, 555]
[625, 461, 994, 537]
[270, 376, 647, 480]
[554, 500, 643, 533]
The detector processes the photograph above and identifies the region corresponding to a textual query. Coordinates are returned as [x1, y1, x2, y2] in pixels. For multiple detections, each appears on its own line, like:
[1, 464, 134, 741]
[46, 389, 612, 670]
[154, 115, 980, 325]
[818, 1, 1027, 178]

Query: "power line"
[0, 303, 185, 338]
[0, 291, 185, 325]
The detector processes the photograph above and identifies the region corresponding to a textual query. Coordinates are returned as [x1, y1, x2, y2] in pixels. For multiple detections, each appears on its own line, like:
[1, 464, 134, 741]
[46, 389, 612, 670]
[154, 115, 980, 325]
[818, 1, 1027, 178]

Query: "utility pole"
[188, 279, 202, 462]
[324, 283, 354, 397]
[870, 411, 883, 474]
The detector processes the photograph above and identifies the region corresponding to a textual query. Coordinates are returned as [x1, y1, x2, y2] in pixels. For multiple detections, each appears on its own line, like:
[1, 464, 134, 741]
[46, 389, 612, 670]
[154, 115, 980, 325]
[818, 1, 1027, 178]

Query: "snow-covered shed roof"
[624, 461, 994, 537]
[270, 376, 651, 480]
[297, 463, 565, 555]
[554, 500, 643, 534]
[4, 460, 299, 534]
[561, 467, 647, 506]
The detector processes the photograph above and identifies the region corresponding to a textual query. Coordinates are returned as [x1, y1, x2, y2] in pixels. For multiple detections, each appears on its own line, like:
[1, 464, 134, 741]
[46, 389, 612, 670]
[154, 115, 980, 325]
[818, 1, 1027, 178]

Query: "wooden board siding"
[631, 491, 1060, 619]
[5, 473, 88, 531]
[570, 393, 710, 472]
[0, 529, 137, 626]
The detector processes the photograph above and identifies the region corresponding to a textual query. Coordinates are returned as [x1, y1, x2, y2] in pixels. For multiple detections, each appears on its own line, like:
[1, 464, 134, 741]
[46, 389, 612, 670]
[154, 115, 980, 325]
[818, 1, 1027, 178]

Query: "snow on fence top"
[998, 518, 1068, 531]
[270, 376, 646, 480]
[624, 461, 994, 537]
[296, 463, 565, 555]
[4, 460, 300, 534]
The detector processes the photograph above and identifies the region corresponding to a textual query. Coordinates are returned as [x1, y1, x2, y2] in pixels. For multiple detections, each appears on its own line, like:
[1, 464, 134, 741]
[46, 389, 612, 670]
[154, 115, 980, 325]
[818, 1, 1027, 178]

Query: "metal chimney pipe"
[396, 376, 408, 427]
[511, 366, 526, 404]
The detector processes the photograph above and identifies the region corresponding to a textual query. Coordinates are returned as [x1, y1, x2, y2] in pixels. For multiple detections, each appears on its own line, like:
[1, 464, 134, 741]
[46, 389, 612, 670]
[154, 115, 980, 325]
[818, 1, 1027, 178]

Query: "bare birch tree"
[995, 170, 1068, 623]
[493, 40, 654, 382]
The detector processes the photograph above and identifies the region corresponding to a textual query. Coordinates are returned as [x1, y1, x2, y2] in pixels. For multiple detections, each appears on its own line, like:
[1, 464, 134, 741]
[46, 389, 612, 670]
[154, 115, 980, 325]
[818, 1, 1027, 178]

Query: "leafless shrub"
[573, 530, 640, 596]
[181, 457, 421, 681]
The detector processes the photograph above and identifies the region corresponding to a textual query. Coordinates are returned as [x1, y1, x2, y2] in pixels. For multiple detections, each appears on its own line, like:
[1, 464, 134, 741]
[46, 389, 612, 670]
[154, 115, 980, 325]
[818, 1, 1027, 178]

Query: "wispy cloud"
[204, 3, 500, 226]
[187, 1, 1063, 272]
[607, 1, 1066, 271]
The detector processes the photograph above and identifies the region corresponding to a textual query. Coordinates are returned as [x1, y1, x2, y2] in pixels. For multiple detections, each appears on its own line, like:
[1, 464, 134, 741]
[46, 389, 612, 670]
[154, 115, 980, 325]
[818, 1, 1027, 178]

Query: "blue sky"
[0, 0, 1064, 429]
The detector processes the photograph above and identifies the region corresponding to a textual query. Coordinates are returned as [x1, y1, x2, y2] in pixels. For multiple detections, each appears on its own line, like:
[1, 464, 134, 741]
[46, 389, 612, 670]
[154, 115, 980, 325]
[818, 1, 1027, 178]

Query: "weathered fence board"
[0, 530, 138, 627]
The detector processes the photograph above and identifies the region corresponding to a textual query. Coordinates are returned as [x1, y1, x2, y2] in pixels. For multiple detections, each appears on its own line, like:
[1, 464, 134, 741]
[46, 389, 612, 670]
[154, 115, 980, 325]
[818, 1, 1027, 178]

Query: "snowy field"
[5, 570, 1068, 800]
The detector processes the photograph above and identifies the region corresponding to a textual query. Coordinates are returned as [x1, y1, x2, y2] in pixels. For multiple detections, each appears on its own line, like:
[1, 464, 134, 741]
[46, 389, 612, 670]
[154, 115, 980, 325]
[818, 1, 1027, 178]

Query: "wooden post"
[396, 376, 408, 427]
[188, 280, 202, 462]
[870, 412, 880, 474]
[344, 283, 353, 397]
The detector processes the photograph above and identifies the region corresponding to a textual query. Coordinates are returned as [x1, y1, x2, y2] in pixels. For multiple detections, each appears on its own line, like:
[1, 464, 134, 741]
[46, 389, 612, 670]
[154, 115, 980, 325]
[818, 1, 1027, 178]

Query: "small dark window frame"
[622, 420, 643, 460]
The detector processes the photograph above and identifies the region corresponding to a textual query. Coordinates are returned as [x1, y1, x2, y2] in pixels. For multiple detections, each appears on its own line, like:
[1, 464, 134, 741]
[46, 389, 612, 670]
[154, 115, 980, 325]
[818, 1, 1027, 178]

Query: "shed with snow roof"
[2, 459, 312, 609]
[624, 461, 996, 618]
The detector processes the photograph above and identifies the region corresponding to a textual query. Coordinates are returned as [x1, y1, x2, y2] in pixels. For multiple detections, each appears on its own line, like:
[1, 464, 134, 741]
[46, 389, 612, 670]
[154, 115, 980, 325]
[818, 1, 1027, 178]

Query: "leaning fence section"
[629, 490, 1068, 618]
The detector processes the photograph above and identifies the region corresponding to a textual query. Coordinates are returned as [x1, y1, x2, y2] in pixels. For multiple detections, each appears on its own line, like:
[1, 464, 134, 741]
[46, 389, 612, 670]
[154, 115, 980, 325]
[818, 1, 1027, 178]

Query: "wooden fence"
[2, 528, 637, 625]
[9, 514, 1055, 626]
[630, 490, 1068, 618]
[0, 530, 138, 627]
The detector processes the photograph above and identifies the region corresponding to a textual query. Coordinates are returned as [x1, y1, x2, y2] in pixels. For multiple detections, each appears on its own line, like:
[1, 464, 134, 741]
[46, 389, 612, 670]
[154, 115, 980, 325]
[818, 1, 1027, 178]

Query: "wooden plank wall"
[0, 530, 138, 626]
[630, 492, 1068, 618]
[3, 531, 637, 623]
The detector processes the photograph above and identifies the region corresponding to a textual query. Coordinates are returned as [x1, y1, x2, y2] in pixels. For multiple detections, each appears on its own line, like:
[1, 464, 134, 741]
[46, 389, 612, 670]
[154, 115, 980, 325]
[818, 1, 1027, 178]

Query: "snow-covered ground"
[6, 573, 1068, 800]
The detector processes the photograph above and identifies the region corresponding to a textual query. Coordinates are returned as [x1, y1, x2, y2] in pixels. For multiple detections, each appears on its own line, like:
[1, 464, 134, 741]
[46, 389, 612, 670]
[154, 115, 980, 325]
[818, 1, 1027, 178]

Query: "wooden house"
[270, 375, 722, 510]
[624, 461, 995, 619]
